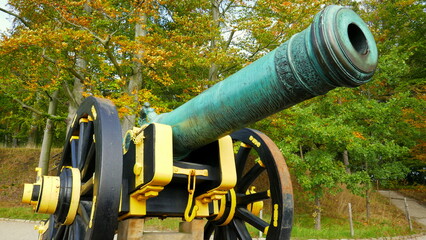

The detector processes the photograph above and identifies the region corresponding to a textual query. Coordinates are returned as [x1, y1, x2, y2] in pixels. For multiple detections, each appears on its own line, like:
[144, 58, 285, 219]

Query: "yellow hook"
[184, 171, 198, 222]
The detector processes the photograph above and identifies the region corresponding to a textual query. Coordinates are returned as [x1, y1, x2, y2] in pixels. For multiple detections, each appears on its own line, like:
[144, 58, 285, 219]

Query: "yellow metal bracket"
[246, 186, 264, 216]
[195, 136, 237, 218]
[132, 185, 164, 201]
[173, 167, 208, 222]
[120, 123, 173, 219]
[35, 220, 49, 237]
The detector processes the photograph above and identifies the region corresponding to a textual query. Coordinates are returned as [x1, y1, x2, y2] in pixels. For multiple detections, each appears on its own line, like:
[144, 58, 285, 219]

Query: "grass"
[0, 205, 48, 221]
[291, 214, 416, 239]
[143, 217, 181, 231]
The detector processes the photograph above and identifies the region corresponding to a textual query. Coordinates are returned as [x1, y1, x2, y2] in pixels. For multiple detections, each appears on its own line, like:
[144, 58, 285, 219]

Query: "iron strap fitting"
[173, 167, 208, 222]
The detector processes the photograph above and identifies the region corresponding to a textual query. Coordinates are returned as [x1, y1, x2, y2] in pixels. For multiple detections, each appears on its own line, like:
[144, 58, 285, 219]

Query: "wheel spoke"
[53, 218, 66, 239]
[236, 163, 265, 192]
[235, 145, 251, 178]
[213, 227, 221, 240]
[71, 137, 79, 168]
[231, 219, 251, 240]
[236, 207, 269, 232]
[72, 215, 87, 240]
[221, 225, 237, 240]
[81, 142, 95, 180]
[204, 221, 215, 240]
[237, 190, 270, 205]
[78, 201, 91, 226]
[77, 121, 93, 170]
[80, 174, 94, 196]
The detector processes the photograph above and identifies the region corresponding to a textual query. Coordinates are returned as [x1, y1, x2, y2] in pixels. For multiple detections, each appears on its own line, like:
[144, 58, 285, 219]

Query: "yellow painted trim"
[240, 142, 252, 148]
[212, 194, 227, 221]
[22, 183, 34, 204]
[134, 148, 143, 186]
[22, 168, 44, 208]
[246, 186, 264, 216]
[218, 136, 237, 189]
[91, 105, 97, 120]
[183, 173, 199, 222]
[119, 198, 146, 220]
[37, 176, 60, 214]
[219, 189, 236, 226]
[132, 185, 163, 201]
[133, 128, 145, 187]
[79, 118, 89, 123]
[173, 167, 208, 177]
[119, 188, 123, 213]
[213, 199, 219, 215]
[197, 136, 236, 205]
[63, 167, 81, 225]
[120, 185, 164, 219]
[89, 196, 96, 228]
[273, 204, 279, 227]
[249, 135, 261, 147]
[134, 123, 173, 188]
[122, 124, 173, 219]
[70, 136, 79, 142]
[194, 198, 215, 218]
[264, 226, 269, 235]
[150, 123, 173, 186]
[35, 220, 49, 236]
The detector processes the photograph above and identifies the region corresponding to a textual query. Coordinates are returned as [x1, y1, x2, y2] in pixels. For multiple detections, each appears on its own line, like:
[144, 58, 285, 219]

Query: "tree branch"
[224, 29, 235, 50]
[61, 80, 79, 107]
[11, 97, 65, 121]
[0, 7, 31, 28]
[53, 7, 124, 79]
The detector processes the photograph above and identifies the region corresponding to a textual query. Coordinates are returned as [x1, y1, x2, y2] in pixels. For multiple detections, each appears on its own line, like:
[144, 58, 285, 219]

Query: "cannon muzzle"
[154, 5, 378, 159]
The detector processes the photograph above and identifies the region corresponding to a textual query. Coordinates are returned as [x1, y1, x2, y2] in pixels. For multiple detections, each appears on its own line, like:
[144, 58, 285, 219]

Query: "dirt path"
[378, 190, 426, 229]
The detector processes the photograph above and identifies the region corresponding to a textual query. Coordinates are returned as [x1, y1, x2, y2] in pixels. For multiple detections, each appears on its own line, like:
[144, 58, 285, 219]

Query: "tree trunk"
[65, 58, 85, 133]
[121, 11, 146, 136]
[366, 189, 370, 221]
[314, 196, 321, 230]
[365, 160, 370, 221]
[27, 94, 42, 148]
[27, 111, 39, 148]
[208, 0, 221, 83]
[38, 90, 59, 176]
[343, 149, 351, 174]
[12, 128, 19, 147]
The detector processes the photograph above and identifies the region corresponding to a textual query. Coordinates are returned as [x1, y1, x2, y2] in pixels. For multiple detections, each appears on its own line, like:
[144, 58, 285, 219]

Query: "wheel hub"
[22, 167, 81, 225]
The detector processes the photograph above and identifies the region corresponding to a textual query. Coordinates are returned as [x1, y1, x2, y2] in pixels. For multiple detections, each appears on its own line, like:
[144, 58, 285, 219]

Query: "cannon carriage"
[22, 5, 378, 240]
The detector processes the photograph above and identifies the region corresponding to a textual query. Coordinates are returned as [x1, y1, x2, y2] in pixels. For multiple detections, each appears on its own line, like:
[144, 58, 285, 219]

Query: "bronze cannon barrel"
[154, 5, 378, 159]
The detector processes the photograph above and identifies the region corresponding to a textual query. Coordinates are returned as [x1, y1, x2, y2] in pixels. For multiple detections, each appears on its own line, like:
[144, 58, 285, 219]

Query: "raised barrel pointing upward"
[155, 5, 378, 159]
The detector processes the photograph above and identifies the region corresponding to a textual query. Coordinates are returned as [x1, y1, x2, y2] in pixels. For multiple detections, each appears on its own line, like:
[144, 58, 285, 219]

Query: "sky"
[0, 0, 12, 33]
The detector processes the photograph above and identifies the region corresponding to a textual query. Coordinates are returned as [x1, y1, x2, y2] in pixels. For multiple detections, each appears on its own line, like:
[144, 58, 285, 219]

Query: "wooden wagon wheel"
[204, 128, 293, 240]
[41, 96, 122, 240]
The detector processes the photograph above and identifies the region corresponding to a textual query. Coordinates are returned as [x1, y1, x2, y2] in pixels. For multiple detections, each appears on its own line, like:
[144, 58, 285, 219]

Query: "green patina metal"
[154, 5, 378, 160]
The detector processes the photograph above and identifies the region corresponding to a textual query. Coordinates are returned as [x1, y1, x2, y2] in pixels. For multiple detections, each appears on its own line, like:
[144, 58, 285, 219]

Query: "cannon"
[21, 5, 377, 240]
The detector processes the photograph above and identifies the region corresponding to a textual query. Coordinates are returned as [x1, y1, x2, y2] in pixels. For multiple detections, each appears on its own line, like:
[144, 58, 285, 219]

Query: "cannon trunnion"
[22, 5, 377, 240]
